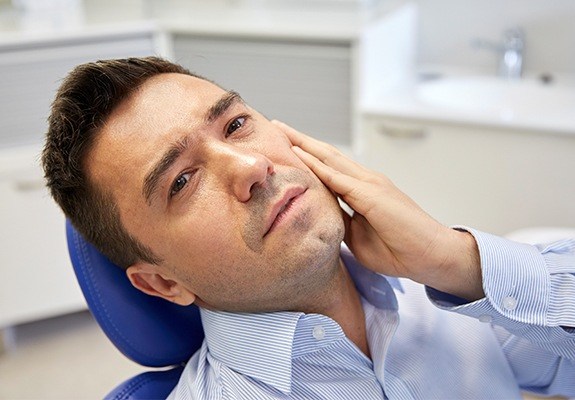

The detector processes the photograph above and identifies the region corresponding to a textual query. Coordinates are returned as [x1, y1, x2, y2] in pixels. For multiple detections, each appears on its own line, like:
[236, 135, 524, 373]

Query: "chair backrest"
[65, 219, 204, 397]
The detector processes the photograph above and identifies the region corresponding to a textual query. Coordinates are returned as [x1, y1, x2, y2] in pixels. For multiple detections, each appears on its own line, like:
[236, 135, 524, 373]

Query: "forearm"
[428, 228, 575, 350]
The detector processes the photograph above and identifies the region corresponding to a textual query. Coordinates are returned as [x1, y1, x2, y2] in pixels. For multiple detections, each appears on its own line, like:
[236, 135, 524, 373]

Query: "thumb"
[343, 212, 372, 253]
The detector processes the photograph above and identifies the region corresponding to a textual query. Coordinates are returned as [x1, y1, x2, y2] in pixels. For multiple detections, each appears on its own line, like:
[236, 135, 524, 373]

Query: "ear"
[126, 263, 196, 306]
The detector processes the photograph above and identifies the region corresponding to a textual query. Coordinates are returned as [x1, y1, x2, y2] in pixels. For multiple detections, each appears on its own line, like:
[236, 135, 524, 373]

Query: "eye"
[226, 116, 246, 137]
[170, 172, 193, 198]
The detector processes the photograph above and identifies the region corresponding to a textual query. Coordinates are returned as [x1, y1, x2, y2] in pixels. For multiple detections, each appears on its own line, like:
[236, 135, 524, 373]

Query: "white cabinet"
[0, 147, 86, 327]
[361, 115, 575, 235]
[0, 31, 158, 328]
[172, 34, 353, 147]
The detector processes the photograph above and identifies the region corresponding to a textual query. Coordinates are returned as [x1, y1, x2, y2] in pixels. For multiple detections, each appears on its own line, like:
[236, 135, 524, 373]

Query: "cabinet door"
[362, 116, 575, 235]
[173, 35, 352, 146]
[0, 33, 157, 327]
[0, 32, 156, 148]
[0, 148, 86, 327]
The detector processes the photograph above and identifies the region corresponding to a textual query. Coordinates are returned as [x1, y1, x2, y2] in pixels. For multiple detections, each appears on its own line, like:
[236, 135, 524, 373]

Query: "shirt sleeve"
[426, 228, 575, 396]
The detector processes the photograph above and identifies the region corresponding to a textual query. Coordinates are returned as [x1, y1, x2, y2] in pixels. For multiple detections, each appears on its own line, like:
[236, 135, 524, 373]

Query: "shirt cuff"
[427, 227, 575, 332]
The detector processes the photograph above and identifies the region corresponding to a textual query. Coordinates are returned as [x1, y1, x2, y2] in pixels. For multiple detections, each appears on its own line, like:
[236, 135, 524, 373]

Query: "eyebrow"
[142, 90, 244, 205]
[205, 90, 243, 124]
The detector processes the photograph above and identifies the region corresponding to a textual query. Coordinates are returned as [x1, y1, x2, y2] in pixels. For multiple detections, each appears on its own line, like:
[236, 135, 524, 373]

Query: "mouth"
[263, 186, 307, 237]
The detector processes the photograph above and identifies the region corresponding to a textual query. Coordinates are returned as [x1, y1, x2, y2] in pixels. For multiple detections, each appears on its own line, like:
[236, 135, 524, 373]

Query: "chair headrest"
[66, 219, 204, 367]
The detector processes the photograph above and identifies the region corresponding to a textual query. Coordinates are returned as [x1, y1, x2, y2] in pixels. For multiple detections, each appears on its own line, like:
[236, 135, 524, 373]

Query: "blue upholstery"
[65, 220, 204, 399]
[104, 367, 186, 400]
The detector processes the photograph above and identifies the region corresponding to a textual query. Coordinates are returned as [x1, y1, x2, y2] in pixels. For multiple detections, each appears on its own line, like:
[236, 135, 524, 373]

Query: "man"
[43, 57, 575, 399]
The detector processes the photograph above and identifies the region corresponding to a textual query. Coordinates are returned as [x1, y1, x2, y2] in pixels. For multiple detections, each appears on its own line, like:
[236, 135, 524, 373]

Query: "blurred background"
[0, 0, 573, 398]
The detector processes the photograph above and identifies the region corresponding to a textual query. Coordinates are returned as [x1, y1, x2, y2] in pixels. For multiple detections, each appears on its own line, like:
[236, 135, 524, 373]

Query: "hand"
[274, 121, 484, 301]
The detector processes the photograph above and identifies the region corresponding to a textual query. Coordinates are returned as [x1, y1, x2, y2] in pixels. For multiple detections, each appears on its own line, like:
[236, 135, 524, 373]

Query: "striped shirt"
[168, 228, 575, 399]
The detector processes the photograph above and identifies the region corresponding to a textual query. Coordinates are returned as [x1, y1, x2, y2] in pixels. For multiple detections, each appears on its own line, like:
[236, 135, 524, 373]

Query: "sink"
[417, 76, 575, 119]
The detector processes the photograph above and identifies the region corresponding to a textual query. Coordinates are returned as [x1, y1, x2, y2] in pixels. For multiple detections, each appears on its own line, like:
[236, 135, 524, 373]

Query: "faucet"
[471, 28, 525, 79]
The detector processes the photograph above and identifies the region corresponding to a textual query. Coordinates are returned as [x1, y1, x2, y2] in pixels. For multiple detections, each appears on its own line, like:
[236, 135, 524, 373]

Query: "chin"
[323, 194, 346, 241]
[301, 207, 345, 267]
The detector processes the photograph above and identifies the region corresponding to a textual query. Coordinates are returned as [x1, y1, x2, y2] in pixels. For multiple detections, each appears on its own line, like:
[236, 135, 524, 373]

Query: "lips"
[263, 186, 306, 237]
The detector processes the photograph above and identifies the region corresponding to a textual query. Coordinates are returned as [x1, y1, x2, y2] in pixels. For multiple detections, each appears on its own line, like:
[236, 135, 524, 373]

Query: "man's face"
[87, 73, 344, 312]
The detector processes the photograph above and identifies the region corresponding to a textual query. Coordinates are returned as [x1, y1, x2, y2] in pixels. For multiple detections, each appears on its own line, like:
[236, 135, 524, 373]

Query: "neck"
[304, 258, 370, 359]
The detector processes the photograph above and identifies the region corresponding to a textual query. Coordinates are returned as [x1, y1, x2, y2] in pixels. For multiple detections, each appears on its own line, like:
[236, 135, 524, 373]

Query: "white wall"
[416, 0, 575, 77]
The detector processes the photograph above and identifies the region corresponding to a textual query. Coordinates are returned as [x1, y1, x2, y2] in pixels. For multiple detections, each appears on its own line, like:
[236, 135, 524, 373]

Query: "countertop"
[0, 0, 363, 48]
[361, 71, 575, 136]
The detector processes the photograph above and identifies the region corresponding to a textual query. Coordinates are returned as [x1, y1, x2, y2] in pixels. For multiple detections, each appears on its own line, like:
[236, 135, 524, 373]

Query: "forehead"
[98, 72, 227, 147]
[127, 73, 226, 119]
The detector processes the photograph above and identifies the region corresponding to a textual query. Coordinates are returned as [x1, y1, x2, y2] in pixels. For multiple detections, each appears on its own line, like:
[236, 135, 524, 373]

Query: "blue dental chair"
[65, 219, 204, 399]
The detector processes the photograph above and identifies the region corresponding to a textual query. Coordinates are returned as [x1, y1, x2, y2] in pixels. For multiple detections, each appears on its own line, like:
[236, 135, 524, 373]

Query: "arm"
[429, 227, 575, 332]
[275, 121, 575, 395]
[429, 227, 575, 342]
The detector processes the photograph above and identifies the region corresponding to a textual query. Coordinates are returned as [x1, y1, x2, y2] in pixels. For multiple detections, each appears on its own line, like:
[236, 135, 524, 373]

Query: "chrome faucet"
[471, 28, 525, 79]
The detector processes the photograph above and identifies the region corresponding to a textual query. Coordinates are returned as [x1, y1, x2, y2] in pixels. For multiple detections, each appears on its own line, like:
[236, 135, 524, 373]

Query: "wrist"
[425, 228, 484, 301]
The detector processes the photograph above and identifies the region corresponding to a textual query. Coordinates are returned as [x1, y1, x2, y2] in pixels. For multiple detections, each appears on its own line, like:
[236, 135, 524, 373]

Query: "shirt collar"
[199, 246, 403, 394]
[200, 308, 302, 393]
[340, 245, 403, 310]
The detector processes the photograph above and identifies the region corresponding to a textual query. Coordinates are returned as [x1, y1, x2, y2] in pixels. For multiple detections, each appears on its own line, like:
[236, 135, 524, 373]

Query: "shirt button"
[478, 314, 493, 323]
[312, 325, 325, 340]
[503, 296, 518, 311]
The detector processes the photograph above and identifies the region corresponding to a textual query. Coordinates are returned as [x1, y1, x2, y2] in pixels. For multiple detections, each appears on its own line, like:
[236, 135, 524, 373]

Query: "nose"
[210, 142, 275, 202]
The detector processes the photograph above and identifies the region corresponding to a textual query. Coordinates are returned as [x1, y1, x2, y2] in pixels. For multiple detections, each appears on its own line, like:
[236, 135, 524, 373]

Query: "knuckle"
[320, 145, 343, 165]
[324, 168, 340, 186]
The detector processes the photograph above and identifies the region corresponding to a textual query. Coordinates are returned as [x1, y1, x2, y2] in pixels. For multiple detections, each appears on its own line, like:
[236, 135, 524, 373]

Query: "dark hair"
[42, 56, 205, 270]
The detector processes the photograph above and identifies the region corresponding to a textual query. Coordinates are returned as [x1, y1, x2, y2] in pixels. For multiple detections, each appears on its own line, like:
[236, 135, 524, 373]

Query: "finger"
[293, 145, 386, 220]
[344, 213, 372, 255]
[273, 120, 335, 158]
[273, 120, 370, 180]
[292, 145, 359, 199]
[272, 120, 319, 148]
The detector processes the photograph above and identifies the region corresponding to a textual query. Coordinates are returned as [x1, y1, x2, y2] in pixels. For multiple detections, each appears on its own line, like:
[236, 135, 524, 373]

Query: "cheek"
[164, 207, 246, 267]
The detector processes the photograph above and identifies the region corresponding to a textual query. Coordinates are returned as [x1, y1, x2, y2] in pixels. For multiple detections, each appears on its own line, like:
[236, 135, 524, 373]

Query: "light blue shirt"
[169, 229, 575, 399]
